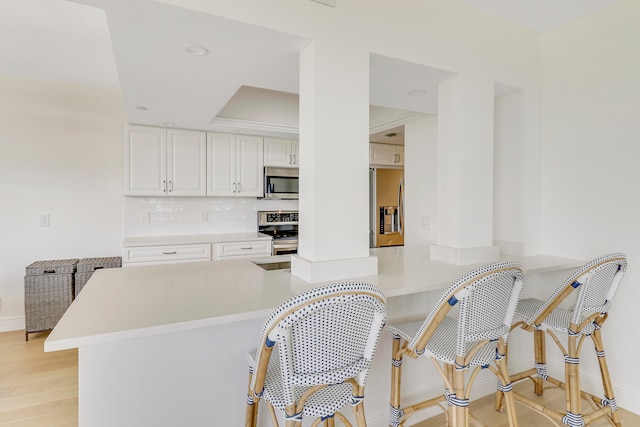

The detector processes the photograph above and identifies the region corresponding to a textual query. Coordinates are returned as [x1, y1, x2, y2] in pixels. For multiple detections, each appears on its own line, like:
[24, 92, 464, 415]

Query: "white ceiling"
[463, 0, 619, 32]
[0, 0, 621, 138]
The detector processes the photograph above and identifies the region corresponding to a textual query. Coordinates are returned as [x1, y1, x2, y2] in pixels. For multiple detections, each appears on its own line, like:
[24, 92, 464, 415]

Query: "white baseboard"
[0, 315, 25, 333]
[545, 360, 640, 416]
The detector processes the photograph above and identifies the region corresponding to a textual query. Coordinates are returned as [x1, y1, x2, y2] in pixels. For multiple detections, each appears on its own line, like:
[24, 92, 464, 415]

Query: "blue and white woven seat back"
[570, 253, 626, 324]
[267, 282, 387, 401]
[457, 265, 524, 353]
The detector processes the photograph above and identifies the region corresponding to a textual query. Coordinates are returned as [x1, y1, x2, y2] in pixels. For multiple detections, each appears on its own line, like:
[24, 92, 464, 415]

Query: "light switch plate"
[40, 214, 50, 227]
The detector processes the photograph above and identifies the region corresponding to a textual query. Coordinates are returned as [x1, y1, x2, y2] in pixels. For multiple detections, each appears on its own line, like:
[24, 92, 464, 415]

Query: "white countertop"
[122, 232, 272, 247]
[45, 245, 583, 352]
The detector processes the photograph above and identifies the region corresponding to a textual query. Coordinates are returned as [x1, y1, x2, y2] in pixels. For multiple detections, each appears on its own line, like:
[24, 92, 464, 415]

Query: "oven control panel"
[259, 211, 298, 225]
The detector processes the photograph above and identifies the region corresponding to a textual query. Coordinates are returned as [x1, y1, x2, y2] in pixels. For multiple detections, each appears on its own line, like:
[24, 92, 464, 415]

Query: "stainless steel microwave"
[263, 167, 298, 199]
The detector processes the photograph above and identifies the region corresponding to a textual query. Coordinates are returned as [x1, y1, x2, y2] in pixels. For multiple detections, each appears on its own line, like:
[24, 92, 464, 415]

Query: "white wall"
[540, 0, 640, 413]
[0, 75, 125, 330]
[494, 90, 526, 254]
[404, 115, 438, 246]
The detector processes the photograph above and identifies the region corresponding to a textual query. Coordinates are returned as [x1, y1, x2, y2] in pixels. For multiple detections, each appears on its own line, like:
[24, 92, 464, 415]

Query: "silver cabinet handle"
[233, 182, 237, 193]
[241, 247, 253, 250]
[289, 154, 292, 165]
[162, 180, 167, 193]
[293, 154, 296, 165]
[162, 251, 177, 255]
[237, 182, 241, 192]
[168, 180, 173, 192]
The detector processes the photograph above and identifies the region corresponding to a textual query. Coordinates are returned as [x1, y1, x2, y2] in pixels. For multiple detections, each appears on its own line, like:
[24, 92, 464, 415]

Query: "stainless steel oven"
[258, 210, 298, 255]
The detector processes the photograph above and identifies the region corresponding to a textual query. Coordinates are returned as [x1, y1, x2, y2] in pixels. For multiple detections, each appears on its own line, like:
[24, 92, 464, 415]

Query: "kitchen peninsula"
[45, 246, 582, 427]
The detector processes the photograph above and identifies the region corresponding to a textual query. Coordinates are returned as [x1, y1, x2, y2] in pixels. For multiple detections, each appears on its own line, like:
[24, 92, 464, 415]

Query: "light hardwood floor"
[0, 329, 638, 426]
[411, 381, 638, 427]
[0, 330, 77, 427]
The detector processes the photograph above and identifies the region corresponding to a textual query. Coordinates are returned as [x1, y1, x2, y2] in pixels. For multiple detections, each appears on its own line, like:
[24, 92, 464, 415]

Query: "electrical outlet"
[421, 216, 431, 230]
[39, 214, 50, 227]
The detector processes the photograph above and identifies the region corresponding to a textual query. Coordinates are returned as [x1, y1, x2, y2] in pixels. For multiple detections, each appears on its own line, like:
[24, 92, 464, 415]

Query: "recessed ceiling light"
[183, 44, 209, 56]
[163, 122, 176, 127]
[408, 89, 427, 97]
[135, 106, 149, 111]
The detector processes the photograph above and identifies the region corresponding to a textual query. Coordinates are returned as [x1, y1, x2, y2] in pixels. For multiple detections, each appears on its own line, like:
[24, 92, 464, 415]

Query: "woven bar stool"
[245, 281, 387, 427]
[387, 261, 524, 427]
[496, 253, 627, 427]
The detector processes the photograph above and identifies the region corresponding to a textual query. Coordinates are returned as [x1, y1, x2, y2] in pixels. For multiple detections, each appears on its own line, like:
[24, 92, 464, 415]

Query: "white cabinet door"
[291, 140, 299, 166]
[236, 135, 264, 197]
[394, 145, 404, 166]
[208, 133, 263, 197]
[212, 240, 271, 259]
[167, 129, 207, 196]
[123, 243, 211, 267]
[207, 132, 236, 196]
[264, 138, 298, 167]
[370, 143, 404, 166]
[124, 125, 207, 196]
[124, 125, 167, 196]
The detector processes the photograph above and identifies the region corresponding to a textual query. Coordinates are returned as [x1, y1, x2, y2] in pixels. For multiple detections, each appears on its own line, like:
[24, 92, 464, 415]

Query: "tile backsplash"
[124, 197, 299, 237]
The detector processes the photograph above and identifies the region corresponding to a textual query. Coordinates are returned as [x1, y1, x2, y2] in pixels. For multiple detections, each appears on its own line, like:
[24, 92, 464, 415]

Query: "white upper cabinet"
[207, 133, 264, 197]
[369, 142, 404, 166]
[124, 125, 206, 196]
[264, 137, 299, 167]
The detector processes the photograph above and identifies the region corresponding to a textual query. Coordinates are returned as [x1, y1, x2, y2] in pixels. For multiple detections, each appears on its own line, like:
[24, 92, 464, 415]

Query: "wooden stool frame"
[245, 283, 387, 427]
[388, 262, 523, 427]
[496, 254, 626, 427]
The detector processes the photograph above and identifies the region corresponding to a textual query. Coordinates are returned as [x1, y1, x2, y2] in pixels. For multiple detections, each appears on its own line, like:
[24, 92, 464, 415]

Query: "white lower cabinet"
[212, 240, 271, 260]
[123, 243, 211, 267]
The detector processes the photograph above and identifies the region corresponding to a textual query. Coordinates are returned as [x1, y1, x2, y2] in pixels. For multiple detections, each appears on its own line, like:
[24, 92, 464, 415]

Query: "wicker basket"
[24, 259, 78, 340]
[74, 257, 121, 297]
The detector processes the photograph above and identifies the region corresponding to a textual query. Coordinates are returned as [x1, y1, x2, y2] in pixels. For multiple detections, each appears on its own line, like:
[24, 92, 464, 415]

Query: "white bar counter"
[45, 245, 583, 427]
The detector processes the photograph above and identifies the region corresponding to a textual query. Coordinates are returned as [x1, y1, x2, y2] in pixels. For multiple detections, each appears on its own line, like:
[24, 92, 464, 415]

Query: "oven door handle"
[272, 243, 298, 249]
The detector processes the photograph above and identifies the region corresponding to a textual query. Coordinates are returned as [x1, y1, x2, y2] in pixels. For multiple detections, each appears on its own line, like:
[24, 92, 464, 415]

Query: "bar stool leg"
[534, 329, 546, 396]
[353, 384, 367, 427]
[245, 371, 258, 427]
[389, 335, 403, 427]
[452, 360, 468, 427]
[496, 340, 519, 427]
[592, 328, 621, 426]
[285, 405, 299, 427]
[564, 332, 583, 427]
[445, 363, 455, 427]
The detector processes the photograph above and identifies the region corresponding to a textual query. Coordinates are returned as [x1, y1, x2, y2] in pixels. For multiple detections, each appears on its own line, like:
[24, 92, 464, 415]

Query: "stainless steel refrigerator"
[369, 168, 404, 247]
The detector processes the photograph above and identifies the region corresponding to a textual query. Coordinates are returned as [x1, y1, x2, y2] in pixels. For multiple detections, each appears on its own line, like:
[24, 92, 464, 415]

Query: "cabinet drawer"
[213, 240, 271, 259]
[123, 243, 211, 266]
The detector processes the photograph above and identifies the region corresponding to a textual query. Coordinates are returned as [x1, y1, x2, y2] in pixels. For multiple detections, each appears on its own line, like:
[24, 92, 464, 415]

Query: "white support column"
[431, 74, 500, 265]
[291, 38, 377, 282]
